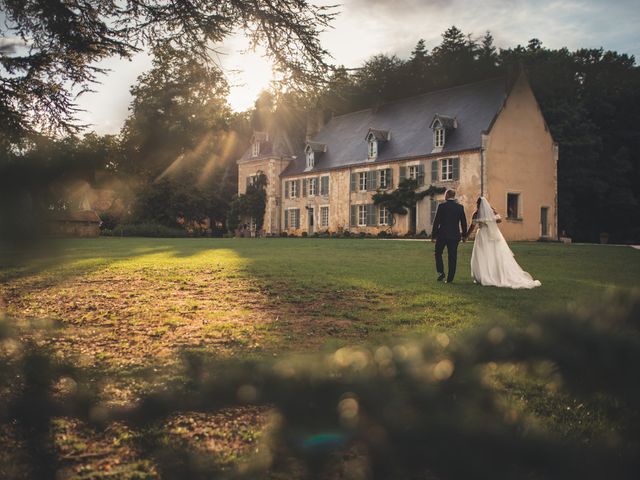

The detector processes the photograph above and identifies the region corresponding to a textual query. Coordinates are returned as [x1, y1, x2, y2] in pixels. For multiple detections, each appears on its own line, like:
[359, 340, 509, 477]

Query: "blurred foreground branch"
[1, 291, 639, 478]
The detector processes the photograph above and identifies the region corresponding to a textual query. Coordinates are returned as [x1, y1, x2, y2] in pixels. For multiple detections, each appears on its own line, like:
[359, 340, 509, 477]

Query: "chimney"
[305, 108, 325, 143]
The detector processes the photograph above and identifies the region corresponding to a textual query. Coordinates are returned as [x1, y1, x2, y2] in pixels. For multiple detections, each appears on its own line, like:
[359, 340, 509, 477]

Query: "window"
[441, 158, 454, 181]
[252, 142, 260, 157]
[434, 127, 445, 148]
[308, 178, 317, 196]
[507, 193, 521, 220]
[408, 165, 419, 180]
[379, 169, 388, 189]
[320, 176, 329, 196]
[289, 180, 298, 198]
[320, 206, 329, 228]
[358, 205, 367, 226]
[246, 175, 258, 188]
[430, 198, 440, 226]
[249, 217, 256, 231]
[379, 206, 389, 225]
[306, 149, 314, 169]
[368, 139, 377, 159]
[286, 208, 300, 229]
[359, 172, 367, 191]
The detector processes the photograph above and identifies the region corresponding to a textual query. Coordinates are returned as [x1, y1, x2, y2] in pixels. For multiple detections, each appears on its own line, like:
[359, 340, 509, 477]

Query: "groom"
[431, 189, 468, 283]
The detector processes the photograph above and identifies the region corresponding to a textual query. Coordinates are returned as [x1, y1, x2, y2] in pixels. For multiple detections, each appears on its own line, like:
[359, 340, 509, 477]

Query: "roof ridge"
[327, 76, 505, 123]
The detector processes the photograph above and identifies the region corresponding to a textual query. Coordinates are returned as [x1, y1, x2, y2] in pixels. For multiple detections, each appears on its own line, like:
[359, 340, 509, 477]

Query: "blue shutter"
[284, 210, 289, 229]
[399, 166, 407, 183]
[431, 160, 439, 182]
[284, 180, 289, 199]
[387, 168, 393, 189]
[350, 205, 357, 227]
[296, 179, 301, 197]
[302, 178, 307, 197]
[321, 175, 329, 195]
[246, 177, 251, 189]
[417, 163, 425, 186]
[367, 170, 376, 190]
[452, 157, 460, 180]
[367, 204, 376, 226]
[350, 173, 356, 192]
[294, 209, 300, 229]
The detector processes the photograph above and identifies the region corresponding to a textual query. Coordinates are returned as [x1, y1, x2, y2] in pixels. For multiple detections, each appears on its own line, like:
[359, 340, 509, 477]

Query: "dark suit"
[431, 199, 468, 282]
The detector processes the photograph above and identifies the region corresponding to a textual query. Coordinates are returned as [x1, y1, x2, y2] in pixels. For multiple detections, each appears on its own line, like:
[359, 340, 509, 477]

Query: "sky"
[72, 0, 640, 134]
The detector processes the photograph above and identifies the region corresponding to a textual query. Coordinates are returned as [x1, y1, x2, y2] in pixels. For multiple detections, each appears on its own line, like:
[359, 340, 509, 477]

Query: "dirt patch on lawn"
[0, 266, 385, 371]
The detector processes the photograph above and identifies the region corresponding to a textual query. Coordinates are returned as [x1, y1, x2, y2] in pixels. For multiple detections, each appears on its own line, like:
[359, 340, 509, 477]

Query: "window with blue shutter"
[431, 160, 439, 182]
[452, 157, 460, 180]
[367, 204, 377, 226]
[417, 163, 425, 186]
[367, 170, 377, 190]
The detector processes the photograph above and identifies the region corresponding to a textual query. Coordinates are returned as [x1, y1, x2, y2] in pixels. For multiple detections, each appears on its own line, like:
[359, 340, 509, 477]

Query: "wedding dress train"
[470, 197, 541, 289]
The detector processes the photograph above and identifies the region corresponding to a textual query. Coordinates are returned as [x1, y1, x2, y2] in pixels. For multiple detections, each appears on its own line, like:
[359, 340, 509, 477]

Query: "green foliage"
[106, 223, 188, 238]
[0, 0, 335, 140]
[1, 291, 639, 478]
[373, 179, 445, 217]
[227, 173, 268, 233]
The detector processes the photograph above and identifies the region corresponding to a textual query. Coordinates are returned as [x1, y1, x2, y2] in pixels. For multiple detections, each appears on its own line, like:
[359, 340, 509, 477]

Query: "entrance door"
[540, 207, 549, 237]
[308, 207, 314, 234]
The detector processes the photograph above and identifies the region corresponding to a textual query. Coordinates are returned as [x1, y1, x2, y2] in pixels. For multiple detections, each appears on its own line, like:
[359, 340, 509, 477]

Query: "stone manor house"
[236, 73, 558, 241]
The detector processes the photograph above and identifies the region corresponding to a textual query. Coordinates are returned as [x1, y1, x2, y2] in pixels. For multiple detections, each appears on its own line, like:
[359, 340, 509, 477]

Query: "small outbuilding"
[49, 210, 101, 237]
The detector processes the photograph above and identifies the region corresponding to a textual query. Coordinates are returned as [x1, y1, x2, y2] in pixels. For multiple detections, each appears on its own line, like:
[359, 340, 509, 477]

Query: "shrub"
[301, 231, 308, 237]
[280, 231, 288, 237]
[111, 222, 188, 238]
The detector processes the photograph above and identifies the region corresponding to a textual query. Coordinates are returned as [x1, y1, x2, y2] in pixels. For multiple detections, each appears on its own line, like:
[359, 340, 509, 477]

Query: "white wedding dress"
[470, 197, 541, 289]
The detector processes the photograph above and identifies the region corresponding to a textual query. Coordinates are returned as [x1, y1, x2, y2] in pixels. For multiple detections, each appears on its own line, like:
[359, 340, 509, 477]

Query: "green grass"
[1, 238, 639, 478]
[5, 237, 637, 329]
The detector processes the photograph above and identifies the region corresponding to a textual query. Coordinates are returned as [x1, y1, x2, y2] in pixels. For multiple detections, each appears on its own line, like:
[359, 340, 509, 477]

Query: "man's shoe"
[437, 273, 445, 282]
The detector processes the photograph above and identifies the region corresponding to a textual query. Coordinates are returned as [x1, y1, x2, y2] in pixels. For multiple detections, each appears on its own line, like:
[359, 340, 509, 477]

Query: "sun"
[223, 45, 275, 112]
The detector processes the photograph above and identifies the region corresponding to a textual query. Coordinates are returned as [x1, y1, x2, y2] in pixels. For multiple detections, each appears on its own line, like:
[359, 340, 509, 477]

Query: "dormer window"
[365, 128, 389, 161]
[304, 142, 327, 171]
[250, 131, 268, 158]
[434, 126, 445, 148]
[306, 147, 315, 169]
[368, 137, 378, 159]
[429, 115, 457, 153]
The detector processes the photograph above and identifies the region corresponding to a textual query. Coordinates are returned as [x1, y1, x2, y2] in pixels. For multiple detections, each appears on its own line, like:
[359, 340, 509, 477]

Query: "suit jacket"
[432, 200, 468, 241]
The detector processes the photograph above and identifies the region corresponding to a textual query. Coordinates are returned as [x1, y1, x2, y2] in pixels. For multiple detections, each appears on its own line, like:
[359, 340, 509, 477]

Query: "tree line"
[2, 17, 638, 242]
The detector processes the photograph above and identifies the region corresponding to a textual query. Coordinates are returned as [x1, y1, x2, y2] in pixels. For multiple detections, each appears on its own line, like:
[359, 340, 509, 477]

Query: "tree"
[372, 179, 445, 223]
[0, 0, 336, 141]
[227, 173, 268, 233]
[121, 42, 232, 177]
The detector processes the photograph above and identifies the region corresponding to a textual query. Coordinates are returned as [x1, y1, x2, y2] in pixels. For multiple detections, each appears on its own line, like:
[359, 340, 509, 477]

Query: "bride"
[467, 197, 541, 289]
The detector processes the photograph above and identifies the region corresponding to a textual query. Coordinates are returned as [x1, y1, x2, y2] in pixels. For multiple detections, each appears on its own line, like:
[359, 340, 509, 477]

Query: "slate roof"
[282, 77, 509, 177]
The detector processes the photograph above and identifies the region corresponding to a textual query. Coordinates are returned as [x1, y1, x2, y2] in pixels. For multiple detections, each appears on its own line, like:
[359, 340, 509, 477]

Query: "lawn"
[1, 238, 639, 478]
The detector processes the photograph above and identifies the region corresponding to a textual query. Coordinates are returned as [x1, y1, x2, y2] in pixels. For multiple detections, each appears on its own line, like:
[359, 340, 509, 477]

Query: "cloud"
[0, 37, 26, 54]
[321, 0, 640, 66]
